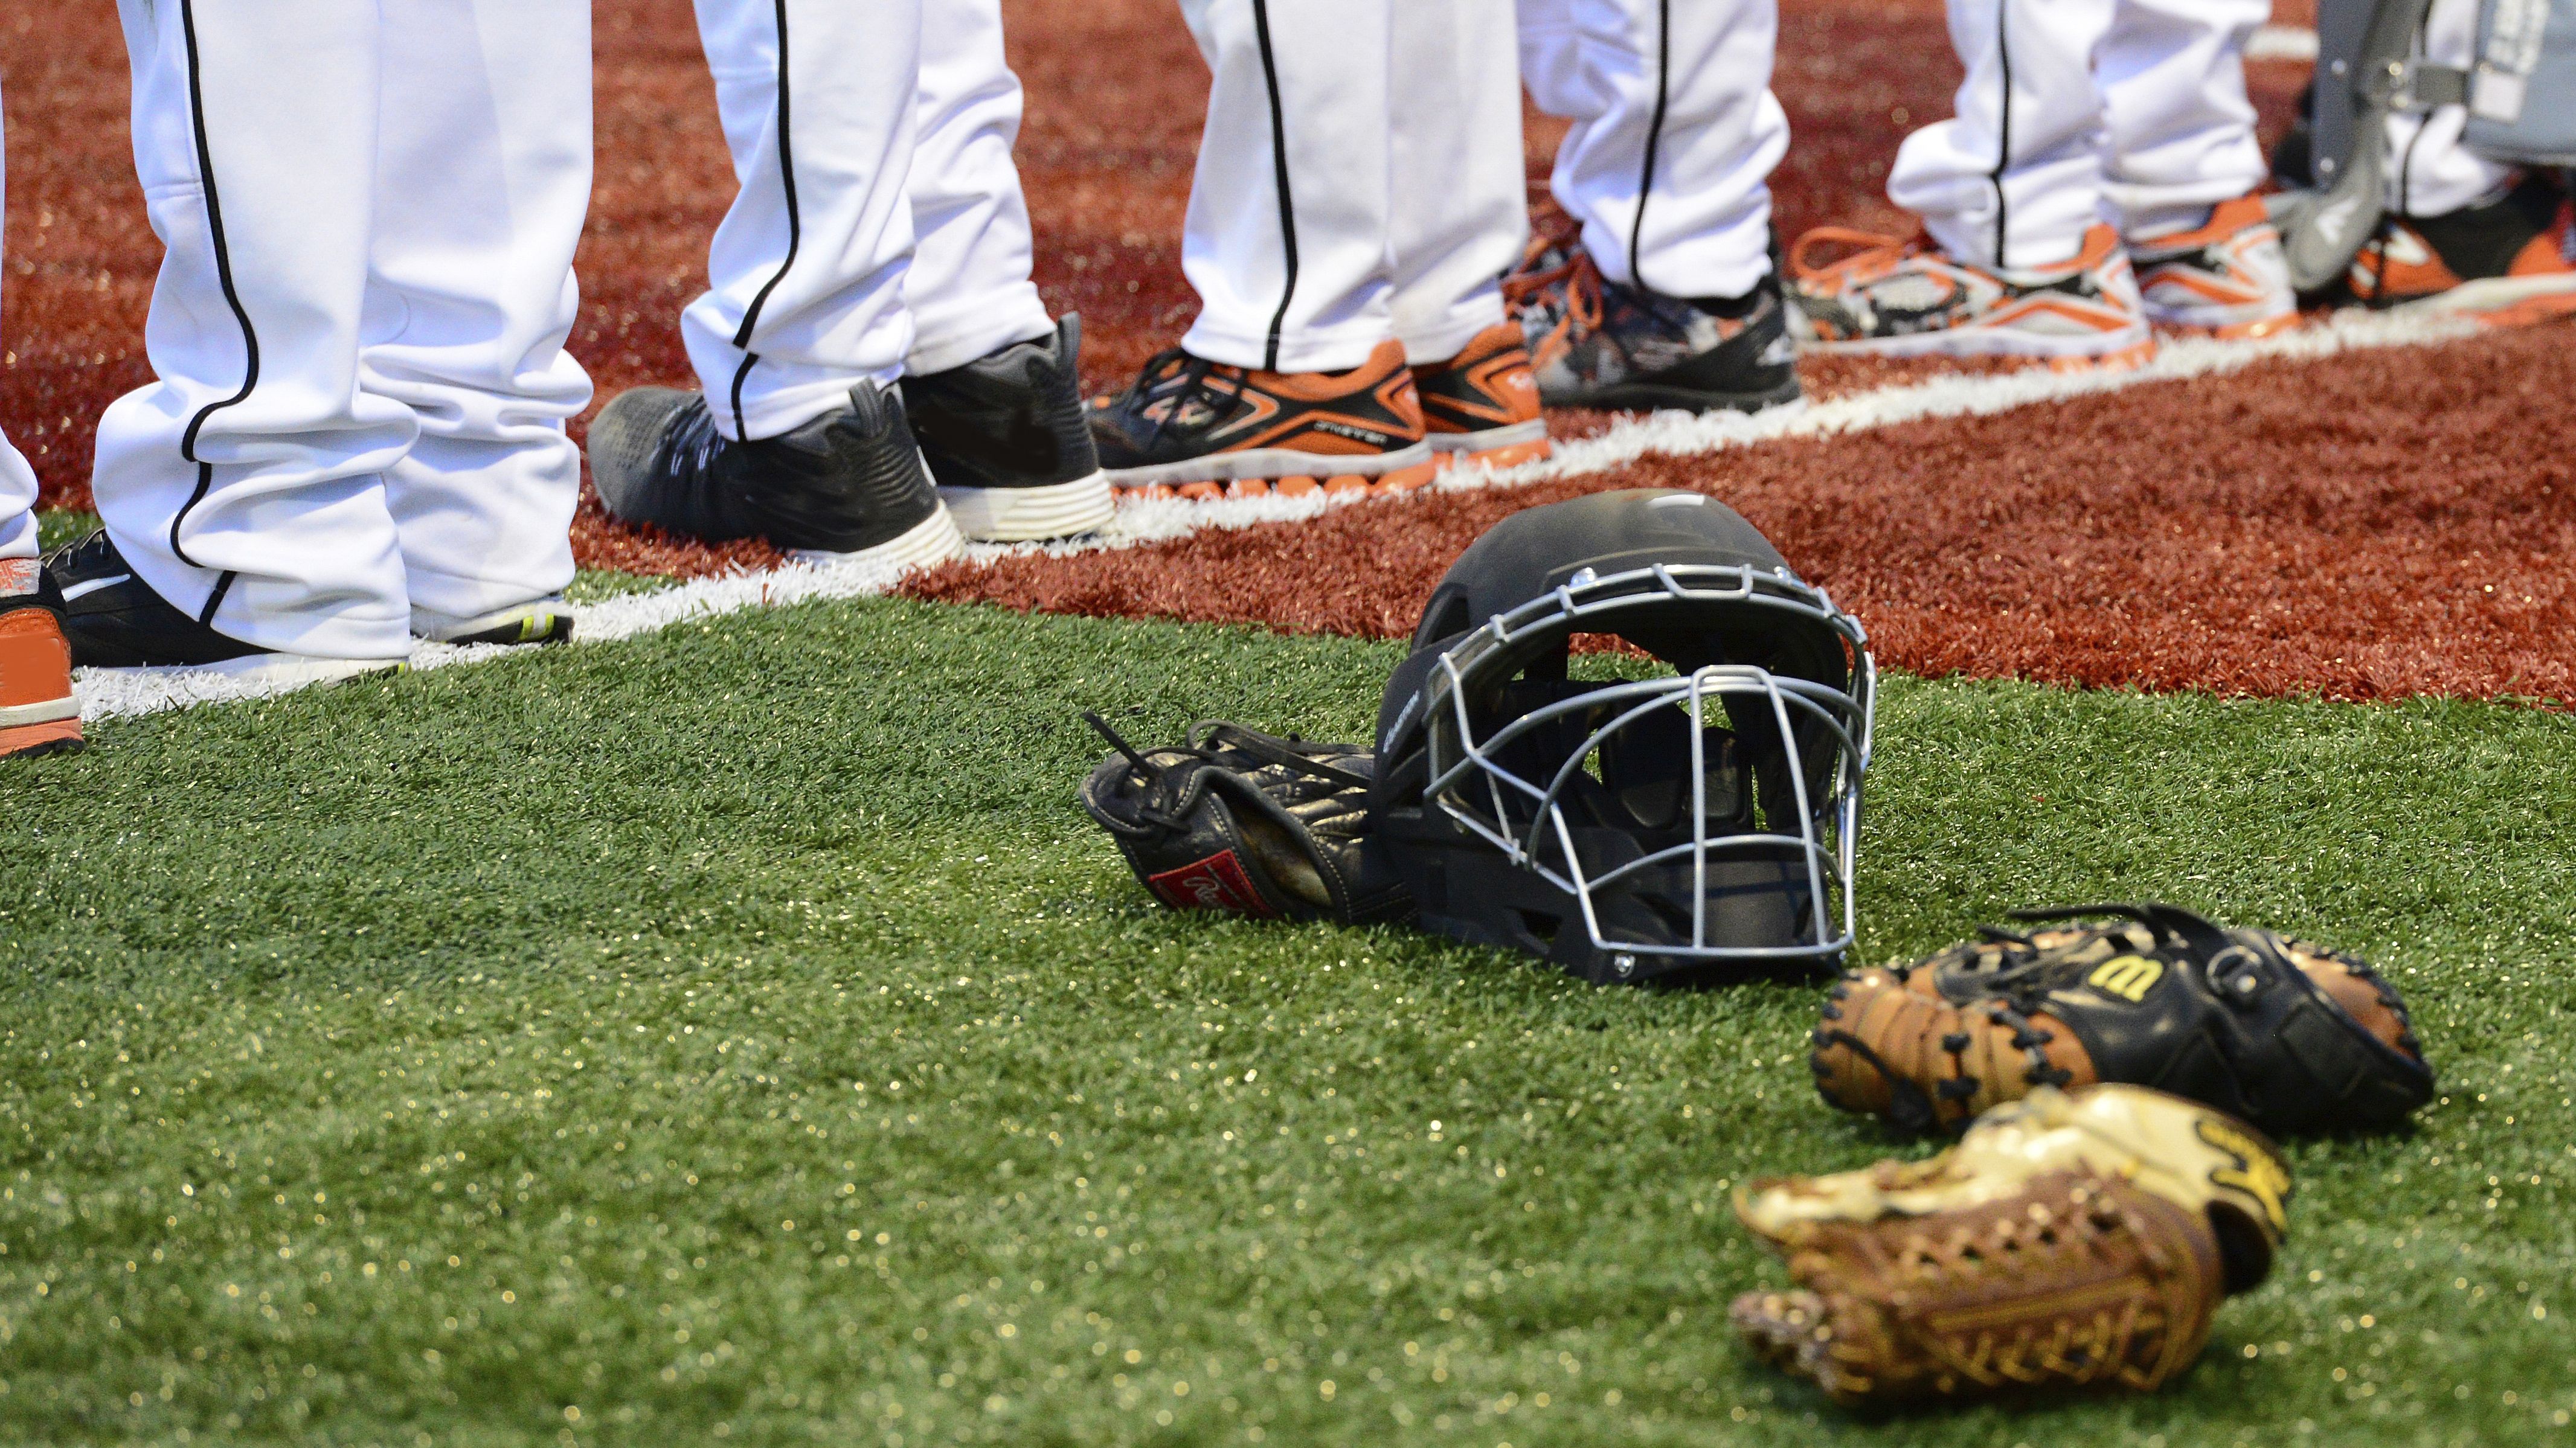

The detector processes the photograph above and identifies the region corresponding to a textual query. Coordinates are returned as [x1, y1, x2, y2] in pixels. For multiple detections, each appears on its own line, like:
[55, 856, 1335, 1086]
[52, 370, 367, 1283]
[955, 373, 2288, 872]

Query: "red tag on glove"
[1148, 850, 1273, 917]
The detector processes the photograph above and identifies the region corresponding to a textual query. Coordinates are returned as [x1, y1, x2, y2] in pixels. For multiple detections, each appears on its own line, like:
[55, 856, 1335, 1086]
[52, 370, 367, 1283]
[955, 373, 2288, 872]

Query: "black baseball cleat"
[45, 529, 402, 684]
[1505, 241, 1804, 413]
[899, 314, 1114, 541]
[586, 379, 967, 567]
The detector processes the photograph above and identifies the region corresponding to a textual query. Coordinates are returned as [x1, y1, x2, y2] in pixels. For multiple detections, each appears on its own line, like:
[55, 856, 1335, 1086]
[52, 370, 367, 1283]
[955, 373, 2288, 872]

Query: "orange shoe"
[1411, 322, 1550, 472]
[1087, 338, 1437, 501]
[2348, 175, 2576, 325]
[2128, 193, 2297, 339]
[0, 559, 81, 760]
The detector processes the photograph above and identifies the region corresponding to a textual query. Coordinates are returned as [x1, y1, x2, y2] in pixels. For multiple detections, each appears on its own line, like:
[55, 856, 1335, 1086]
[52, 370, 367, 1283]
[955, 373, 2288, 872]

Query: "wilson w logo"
[2086, 954, 2165, 1002]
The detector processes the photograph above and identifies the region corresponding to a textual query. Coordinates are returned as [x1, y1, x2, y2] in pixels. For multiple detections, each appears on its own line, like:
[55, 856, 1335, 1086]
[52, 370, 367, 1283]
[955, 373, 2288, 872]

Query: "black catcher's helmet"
[1371, 489, 1873, 984]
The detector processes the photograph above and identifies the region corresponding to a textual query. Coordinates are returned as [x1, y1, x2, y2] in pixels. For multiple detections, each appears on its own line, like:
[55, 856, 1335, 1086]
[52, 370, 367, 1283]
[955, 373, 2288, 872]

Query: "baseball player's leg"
[2098, 0, 2292, 335]
[0, 95, 38, 569]
[1172, 0, 1395, 375]
[1888, 0, 2116, 269]
[895, 0, 1112, 542]
[586, 0, 963, 566]
[684, 0, 920, 441]
[904, 0, 1050, 376]
[1508, 0, 1800, 411]
[79, 0, 417, 674]
[1090, 0, 1430, 496]
[369, 0, 593, 647]
[2382, 0, 2516, 221]
[1791, 0, 2148, 358]
[0, 88, 80, 758]
[1529, 0, 1786, 298]
[1387, 0, 1546, 466]
[2345, 0, 2574, 318]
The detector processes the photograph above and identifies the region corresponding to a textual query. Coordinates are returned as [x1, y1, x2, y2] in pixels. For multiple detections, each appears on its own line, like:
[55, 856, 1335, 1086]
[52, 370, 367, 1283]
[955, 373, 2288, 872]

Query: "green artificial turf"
[0, 595, 2569, 1448]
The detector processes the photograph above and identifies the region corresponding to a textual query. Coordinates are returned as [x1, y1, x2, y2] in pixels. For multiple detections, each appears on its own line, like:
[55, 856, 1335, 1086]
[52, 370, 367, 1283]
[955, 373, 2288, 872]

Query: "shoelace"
[1111, 348, 1253, 451]
[1502, 245, 1604, 363]
[1788, 226, 1925, 289]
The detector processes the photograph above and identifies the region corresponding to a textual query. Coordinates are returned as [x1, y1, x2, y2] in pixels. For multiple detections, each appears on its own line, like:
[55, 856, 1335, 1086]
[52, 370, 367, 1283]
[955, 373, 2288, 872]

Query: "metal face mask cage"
[1416, 561, 1874, 972]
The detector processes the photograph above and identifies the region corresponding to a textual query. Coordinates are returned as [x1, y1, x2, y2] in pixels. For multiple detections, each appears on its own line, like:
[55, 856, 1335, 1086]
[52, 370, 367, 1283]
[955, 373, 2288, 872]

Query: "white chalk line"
[74, 306, 2479, 725]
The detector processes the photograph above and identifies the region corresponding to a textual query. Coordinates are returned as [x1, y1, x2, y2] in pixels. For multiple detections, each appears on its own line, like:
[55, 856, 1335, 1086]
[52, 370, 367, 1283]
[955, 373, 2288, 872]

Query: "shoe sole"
[0, 713, 82, 760]
[1802, 325, 2157, 363]
[415, 602, 577, 647]
[939, 471, 1117, 542]
[2375, 271, 2576, 326]
[1426, 419, 1552, 465]
[1543, 377, 1806, 413]
[2151, 311, 2301, 340]
[1104, 440, 1437, 492]
[784, 502, 969, 571]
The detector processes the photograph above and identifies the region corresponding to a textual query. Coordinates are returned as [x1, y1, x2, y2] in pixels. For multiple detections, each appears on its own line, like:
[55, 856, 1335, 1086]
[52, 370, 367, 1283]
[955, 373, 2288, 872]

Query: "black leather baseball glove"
[1078, 713, 1414, 927]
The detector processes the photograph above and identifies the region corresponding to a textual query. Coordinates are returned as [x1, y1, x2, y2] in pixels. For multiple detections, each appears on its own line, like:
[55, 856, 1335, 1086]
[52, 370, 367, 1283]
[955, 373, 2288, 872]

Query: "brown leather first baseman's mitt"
[1809, 902, 2433, 1135]
[1078, 714, 1414, 927]
[1732, 1083, 2290, 1406]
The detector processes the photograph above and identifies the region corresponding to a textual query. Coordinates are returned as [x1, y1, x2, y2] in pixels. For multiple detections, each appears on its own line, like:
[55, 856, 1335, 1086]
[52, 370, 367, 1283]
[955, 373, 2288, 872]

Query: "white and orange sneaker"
[1787, 222, 2154, 366]
[2346, 175, 2576, 326]
[2128, 194, 2297, 338]
[1410, 322, 1550, 473]
[0, 557, 81, 760]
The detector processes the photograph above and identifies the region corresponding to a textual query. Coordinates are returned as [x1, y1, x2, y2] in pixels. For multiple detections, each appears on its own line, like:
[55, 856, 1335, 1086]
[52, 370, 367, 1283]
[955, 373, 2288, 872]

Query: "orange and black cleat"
[1410, 322, 1550, 473]
[2346, 174, 2576, 326]
[0, 558, 82, 760]
[1088, 339, 1438, 502]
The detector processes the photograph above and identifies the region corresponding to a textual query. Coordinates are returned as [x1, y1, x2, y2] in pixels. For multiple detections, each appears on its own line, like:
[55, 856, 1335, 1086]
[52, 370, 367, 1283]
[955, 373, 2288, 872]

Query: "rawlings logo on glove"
[1078, 713, 1415, 927]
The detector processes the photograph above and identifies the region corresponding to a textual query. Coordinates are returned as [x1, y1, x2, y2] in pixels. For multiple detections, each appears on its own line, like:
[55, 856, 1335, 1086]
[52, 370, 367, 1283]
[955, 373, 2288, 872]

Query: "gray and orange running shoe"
[2130, 193, 2297, 338]
[1788, 222, 2154, 367]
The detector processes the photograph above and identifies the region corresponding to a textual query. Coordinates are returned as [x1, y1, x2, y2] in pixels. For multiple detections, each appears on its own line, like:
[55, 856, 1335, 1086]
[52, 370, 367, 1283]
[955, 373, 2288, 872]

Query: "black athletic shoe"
[899, 315, 1114, 541]
[1505, 242, 1803, 412]
[45, 529, 398, 683]
[586, 379, 966, 566]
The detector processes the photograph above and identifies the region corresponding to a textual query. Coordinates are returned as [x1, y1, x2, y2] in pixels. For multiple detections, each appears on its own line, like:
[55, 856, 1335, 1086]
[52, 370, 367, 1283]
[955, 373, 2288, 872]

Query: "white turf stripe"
[2246, 25, 2321, 60]
[73, 307, 2479, 725]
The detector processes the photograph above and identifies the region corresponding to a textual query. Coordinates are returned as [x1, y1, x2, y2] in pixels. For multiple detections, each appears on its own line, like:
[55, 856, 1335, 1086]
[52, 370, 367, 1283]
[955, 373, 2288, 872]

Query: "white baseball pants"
[0, 91, 39, 563]
[1888, 0, 2271, 268]
[2384, 0, 2514, 216]
[685, 0, 1056, 441]
[93, 0, 592, 661]
[1520, 0, 1793, 301]
[1172, 0, 1529, 373]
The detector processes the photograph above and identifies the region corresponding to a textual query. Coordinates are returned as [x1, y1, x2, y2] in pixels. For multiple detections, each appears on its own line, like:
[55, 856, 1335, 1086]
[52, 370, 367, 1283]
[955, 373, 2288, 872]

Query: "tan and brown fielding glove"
[1809, 902, 2433, 1135]
[1731, 1084, 2290, 1406]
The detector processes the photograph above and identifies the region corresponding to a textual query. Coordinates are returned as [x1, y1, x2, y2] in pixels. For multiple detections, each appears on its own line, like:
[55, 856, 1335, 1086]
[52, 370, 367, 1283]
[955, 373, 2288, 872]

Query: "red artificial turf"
[21, 0, 2557, 710]
[909, 321, 2576, 705]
